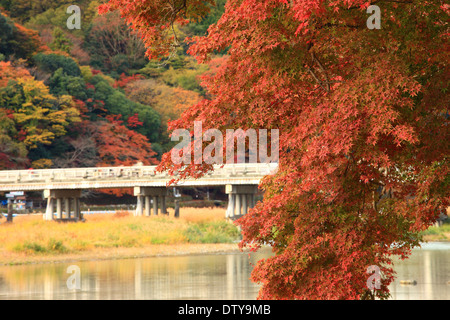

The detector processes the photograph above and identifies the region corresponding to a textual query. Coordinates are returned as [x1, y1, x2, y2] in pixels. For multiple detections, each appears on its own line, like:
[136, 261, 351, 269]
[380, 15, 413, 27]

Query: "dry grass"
[0, 207, 241, 265]
[176, 207, 226, 223]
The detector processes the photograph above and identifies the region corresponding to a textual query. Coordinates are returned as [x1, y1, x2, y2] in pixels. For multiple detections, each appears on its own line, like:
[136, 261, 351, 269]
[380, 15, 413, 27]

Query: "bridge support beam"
[145, 196, 151, 217]
[64, 198, 70, 218]
[152, 196, 158, 216]
[43, 189, 82, 221]
[161, 195, 167, 214]
[225, 185, 258, 221]
[134, 187, 167, 216]
[56, 198, 62, 219]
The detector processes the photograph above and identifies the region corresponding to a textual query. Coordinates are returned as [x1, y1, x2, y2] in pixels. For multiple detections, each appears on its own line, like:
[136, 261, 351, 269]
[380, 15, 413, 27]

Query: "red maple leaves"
[101, 0, 450, 299]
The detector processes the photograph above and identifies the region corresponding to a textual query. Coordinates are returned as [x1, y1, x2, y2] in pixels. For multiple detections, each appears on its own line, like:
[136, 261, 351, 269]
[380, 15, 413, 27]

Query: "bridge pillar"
[56, 198, 62, 219]
[225, 185, 258, 220]
[153, 196, 159, 216]
[135, 196, 144, 217]
[134, 187, 167, 216]
[64, 198, 70, 218]
[44, 198, 54, 220]
[73, 197, 80, 220]
[145, 196, 151, 217]
[43, 189, 82, 221]
[235, 193, 241, 216]
[161, 195, 167, 214]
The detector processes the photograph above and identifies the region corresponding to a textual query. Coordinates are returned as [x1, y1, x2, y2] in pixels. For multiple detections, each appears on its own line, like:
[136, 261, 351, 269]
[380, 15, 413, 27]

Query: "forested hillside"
[0, 0, 226, 170]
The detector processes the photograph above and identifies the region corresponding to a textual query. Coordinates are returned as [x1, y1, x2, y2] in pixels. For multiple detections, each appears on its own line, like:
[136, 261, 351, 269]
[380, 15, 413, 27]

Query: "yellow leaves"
[125, 78, 201, 124]
[50, 124, 66, 137]
[23, 130, 55, 147]
[31, 158, 53, 169]
[80, 65, 94, 82]
[153, 84, 202, 123]
[62, 106, 82, 124]
[6, 77, 81, 149]
[17, 77, 52, 103]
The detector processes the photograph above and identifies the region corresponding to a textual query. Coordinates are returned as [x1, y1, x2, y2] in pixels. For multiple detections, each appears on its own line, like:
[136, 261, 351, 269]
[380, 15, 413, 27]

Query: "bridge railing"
[0, 163, 278, 184]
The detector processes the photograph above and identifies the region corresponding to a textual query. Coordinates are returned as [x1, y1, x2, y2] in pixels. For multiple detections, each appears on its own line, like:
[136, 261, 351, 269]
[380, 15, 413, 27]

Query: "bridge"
[0, 163, 278, 221]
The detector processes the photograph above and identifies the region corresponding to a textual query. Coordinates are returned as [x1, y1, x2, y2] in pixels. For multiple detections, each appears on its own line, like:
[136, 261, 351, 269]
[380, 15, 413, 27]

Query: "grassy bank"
[420, 220, 450, 242]
[1, 207, 446, 266]
[0, 208, 242, 265]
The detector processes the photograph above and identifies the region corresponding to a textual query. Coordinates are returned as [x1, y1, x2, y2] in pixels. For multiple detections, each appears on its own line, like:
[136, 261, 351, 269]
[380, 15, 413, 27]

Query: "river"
[0, 242, 448, 300]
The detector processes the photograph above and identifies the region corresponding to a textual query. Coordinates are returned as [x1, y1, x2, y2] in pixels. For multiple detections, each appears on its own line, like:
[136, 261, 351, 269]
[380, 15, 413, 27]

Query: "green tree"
[184, 0, 226, 37]
[50, 27, 72, 53]
[25, 6, 68, 30]
[47, 68, 88, 100]
[88, 74, 162, 142]
[33, 53, 81, 77]
[0, 13, 15, 57]
[0, 108, 28, 169]
[0, 13, 43, 61]
[1, 0, 88, 23]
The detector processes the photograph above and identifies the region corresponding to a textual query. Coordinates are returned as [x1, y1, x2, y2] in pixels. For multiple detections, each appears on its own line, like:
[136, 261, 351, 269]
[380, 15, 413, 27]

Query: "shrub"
[183, 221, 240, 243]
[33, 53, 81, 77]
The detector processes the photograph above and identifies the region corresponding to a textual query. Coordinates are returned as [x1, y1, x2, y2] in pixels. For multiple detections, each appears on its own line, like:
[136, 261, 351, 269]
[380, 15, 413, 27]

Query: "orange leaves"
[99, 0, 214, 59]
[0, 61, 32, 87]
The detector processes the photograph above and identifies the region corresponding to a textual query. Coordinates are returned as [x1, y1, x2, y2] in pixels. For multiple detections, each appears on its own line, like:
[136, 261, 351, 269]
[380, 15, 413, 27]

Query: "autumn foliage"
[0, 61, 31, 87]
[0, 11, 162, 174]
[101, 0, 450, 299]
[94, 115, 157, 167]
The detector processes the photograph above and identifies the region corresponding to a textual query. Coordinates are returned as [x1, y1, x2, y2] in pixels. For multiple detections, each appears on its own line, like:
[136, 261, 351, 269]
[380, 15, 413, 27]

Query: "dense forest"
[0, 0, 226, 171]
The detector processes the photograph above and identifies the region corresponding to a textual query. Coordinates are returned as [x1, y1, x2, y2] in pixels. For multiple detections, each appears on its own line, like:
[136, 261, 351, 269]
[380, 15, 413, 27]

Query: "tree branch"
[311, 52, 330, 92]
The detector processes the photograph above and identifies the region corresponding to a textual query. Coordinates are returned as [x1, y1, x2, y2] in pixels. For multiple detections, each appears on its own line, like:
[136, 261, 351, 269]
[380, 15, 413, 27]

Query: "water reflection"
[0, 243, 447, 300]
[388, 242, 449, 300]
[0, 250, 269, 300]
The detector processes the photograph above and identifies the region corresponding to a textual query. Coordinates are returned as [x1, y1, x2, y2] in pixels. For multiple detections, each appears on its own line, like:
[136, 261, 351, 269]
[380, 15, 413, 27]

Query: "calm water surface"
[0, 243, 448, 300]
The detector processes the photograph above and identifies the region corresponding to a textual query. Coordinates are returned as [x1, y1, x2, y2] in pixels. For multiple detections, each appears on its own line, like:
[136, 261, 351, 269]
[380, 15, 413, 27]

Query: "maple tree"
[99, 0, 215, 59]
[0, 60, 30, 87]
[76, 116, 159, 196]
[113, 73, 144, 89]
[94, 115, 158, 167]
[102, 0, 449, 300]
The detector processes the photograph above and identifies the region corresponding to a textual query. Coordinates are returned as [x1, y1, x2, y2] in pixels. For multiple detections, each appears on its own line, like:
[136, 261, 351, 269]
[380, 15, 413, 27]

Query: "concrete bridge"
[0, 163, 278, 221]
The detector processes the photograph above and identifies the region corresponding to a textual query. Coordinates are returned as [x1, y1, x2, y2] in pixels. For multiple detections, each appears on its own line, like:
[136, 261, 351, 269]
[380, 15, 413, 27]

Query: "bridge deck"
[0, 163, 278, 191]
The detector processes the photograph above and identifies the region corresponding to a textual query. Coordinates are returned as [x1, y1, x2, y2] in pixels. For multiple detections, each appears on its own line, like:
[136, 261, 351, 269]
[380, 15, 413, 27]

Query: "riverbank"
[0, 208, 245, 266]
[420, 221, 450, 242]
[0, 208, 447, 266]
[0, 243, 245, 266]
